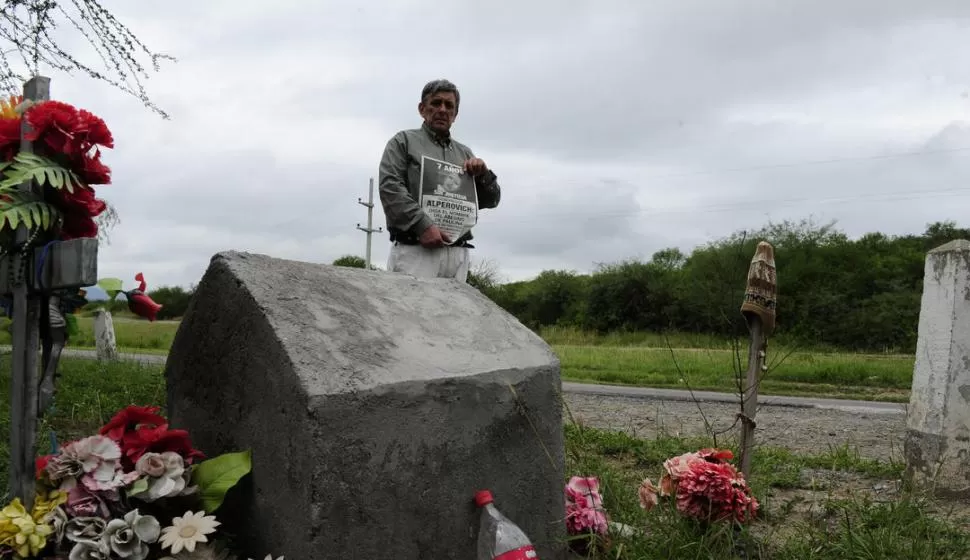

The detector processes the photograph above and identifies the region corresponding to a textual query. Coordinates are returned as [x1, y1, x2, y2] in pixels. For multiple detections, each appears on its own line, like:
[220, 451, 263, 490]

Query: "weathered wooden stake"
[737, 241, 777, 482]
[739, 318, 765, 480]
[9, 76, 50, 508]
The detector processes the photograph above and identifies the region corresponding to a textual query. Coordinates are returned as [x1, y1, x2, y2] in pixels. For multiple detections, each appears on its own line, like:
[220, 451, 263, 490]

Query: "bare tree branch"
[0, 1, 174, 118]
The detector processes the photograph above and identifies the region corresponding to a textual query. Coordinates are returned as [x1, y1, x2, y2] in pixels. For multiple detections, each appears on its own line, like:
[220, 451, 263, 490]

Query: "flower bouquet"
[0, 94, 113, 242]
[638, 448, 759, 525]
[0, 405, 282, 559]
[564, 476, 611, 555]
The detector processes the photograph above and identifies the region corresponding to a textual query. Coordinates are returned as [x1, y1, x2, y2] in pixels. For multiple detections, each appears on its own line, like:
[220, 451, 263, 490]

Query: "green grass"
[0, 356, 167, 492]
[1, 317, 920, 401]
[564, 423, 970, 559]
[0, 314, 179, 354]
[554, 344, 915, 402]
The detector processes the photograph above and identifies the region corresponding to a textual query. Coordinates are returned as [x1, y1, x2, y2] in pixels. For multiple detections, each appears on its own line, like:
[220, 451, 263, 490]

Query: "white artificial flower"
[158, 511, 221, 555]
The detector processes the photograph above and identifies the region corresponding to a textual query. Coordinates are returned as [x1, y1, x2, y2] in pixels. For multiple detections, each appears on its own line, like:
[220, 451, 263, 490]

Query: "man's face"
[419, 91, 458, 134]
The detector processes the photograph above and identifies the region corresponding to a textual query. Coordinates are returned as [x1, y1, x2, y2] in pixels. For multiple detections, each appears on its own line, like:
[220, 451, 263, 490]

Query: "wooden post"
[9, 75, 50, 508]
[737, 241, 777, 482]
[739, 319, 765, 480]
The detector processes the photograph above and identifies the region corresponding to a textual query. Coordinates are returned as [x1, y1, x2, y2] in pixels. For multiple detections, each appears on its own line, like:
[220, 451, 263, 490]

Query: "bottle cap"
[474, 490, 493, 507]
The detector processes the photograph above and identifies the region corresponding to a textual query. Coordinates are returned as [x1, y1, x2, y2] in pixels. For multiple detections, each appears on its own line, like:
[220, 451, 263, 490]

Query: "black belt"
[391, 231, 474, 248]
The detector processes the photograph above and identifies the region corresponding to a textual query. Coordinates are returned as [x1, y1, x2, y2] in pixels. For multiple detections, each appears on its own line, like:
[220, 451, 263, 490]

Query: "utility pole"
[356, 177, 382, 269]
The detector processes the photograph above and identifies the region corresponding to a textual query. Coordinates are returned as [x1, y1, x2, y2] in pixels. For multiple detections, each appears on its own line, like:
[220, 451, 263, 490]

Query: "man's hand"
[419, 225, 452, 248]
[464, 157, 488, 177]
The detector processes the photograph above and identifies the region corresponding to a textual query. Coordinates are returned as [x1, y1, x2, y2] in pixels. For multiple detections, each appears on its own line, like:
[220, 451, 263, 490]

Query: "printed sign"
[419, 155, 478, 244]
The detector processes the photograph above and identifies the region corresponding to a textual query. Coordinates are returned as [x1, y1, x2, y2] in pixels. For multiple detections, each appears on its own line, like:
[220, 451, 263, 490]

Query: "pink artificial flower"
[675, 460, 759, 523]
[65, 483, 116, 519]
[662, 451, 702, 479]
[46, 435, 123, 489]
[564, 476, 609, 536]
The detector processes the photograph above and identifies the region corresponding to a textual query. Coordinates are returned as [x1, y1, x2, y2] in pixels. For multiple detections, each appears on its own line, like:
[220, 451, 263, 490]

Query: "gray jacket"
[378, 123, 501, 243]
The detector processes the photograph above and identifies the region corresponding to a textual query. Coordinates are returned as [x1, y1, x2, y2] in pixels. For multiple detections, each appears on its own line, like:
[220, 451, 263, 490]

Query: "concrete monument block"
[905, 239, 970, 495]
[165, 251, 566, 559]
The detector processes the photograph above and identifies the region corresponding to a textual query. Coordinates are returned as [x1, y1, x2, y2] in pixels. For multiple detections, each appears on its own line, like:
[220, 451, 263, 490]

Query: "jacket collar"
[422, 122, 452, 147]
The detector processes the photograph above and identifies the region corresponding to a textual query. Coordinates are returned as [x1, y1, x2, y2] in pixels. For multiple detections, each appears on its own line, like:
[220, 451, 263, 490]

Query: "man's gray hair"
[421, 79, 460, 108]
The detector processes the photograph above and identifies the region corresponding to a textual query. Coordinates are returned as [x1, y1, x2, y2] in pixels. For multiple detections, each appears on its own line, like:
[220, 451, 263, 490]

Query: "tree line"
[127, 218, 968, 353]
[458, 219, 969, 354]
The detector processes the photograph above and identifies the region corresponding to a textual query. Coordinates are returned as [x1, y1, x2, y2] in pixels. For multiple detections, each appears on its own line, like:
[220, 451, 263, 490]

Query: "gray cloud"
[15, 0, 970, 289]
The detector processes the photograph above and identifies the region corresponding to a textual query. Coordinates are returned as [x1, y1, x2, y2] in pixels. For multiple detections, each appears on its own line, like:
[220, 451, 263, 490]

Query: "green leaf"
[97, 277, 124, 301]
[189, 449, 253, 513]
[127, 477, 149, 497]
[0, 192, 59, 234]
[0, 152, 81, 192]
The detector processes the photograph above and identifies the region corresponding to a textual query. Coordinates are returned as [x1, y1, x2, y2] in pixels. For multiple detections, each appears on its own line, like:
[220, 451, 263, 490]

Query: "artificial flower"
[23, 99, 113, 158]
[159, 511, 221, 555]
[0, 498, 53, 558]
[55, 185, 107, 240]
[564, 476, 609, 536]
[0, 94, 21, 119]
[65, 516, 107, 543]
[0, 117, 20, 160]
[125, 273, 163, 322]
[31, 489, 68, 522]
[68, 538, 111, 560]
[102, 509, 161, 560]
[637, 478, 659, 511]
[47, 435, 127, 491]
[122, 424, 204, 467]
[41, 505, 68, 546]
[99, 405, 168, 442]
[675, 460, 759, 523]
[65, 483, 116, 519]
[75, 146, 111, 185]
[130, 452, 193, 502]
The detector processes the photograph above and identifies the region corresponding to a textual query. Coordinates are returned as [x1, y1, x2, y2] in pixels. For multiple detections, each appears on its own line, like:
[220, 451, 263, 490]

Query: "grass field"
[0, 314, 179, 354]
[0, 316, 918, 401]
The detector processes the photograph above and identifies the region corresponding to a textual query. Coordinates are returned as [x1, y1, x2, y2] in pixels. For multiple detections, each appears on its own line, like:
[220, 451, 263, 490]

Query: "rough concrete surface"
[905, 240, 970, 494]
[165, 251, 567, 559]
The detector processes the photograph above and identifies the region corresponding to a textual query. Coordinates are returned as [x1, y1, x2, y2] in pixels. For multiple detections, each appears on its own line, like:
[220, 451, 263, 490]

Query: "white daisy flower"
[159, 511, 221, 554]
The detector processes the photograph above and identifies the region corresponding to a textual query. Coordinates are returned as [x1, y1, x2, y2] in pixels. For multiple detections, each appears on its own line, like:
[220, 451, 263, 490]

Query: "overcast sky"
[29, 0, 970, 288]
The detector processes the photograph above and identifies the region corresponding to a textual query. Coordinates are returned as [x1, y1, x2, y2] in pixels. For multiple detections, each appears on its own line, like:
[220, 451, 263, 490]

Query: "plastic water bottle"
[475, 489, 539, 560]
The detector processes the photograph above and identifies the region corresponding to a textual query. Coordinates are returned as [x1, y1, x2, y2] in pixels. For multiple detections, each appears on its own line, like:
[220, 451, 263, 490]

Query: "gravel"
[562, 393, 907, 460]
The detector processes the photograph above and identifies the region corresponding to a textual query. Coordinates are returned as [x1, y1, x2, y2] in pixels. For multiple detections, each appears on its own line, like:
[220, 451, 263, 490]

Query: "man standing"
[378, 79, 501, 283]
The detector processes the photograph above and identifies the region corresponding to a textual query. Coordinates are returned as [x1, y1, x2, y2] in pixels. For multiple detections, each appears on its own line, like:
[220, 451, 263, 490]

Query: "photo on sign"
[419, 155, 479, 244]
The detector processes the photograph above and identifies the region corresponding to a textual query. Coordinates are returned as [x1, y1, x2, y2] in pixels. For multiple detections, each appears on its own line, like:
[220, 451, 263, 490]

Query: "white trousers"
[387, 243, 470, 283]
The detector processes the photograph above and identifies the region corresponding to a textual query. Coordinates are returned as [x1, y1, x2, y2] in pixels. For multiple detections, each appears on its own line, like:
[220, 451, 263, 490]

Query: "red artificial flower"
[0, 117, 20, 161]
[76, 148, 111, 185]
[675, 460, 759, 524]
[54, 185, 107, 240]
[99, 404, 205, 469]
[99, 405, 169, 442]
[697, 448, 735, 463]
[125, 273, 163, 321]
[23, 100, 77, 155]
[73, 108, 114, 151]
[122, 425, 205, 467]
[23, 100, 113, 159]
[35, 453, 53, 480]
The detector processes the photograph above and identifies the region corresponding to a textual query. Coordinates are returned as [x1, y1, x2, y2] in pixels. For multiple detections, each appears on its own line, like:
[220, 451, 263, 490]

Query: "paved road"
[1, 347, 906, 415]
[562, 382, 907, 415]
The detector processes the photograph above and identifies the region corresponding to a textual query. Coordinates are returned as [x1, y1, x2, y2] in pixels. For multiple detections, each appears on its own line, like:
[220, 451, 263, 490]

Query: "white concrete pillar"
[905, 239, 970, 494]
[93, 309, 118, 361]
